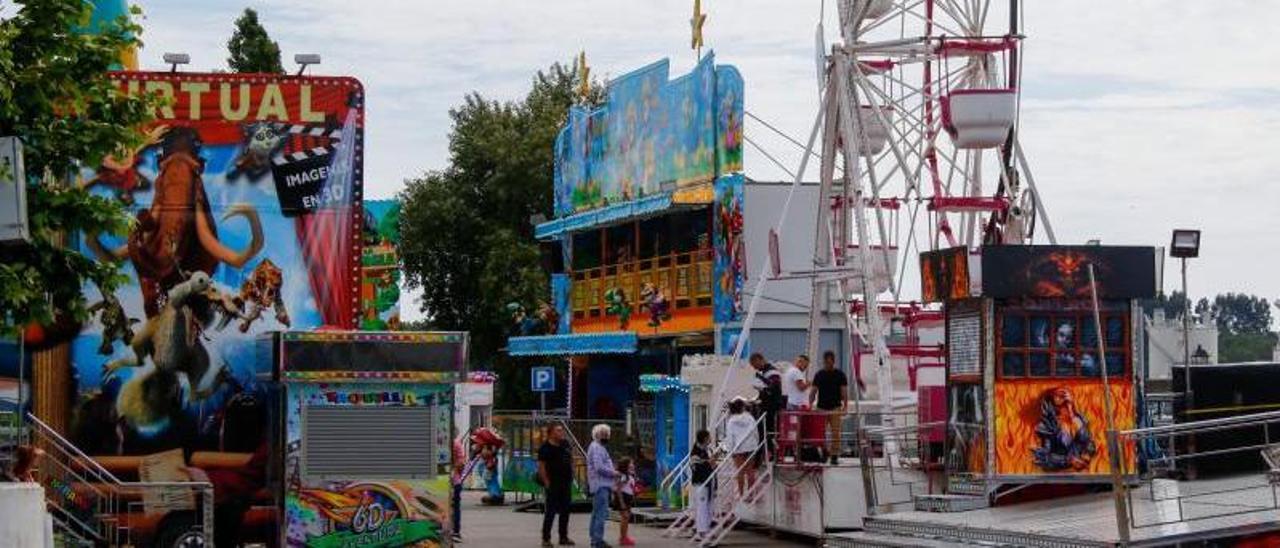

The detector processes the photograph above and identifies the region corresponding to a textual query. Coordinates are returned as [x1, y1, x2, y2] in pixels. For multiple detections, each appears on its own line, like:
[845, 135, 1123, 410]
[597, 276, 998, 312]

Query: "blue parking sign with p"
[532, 367, 555, 392]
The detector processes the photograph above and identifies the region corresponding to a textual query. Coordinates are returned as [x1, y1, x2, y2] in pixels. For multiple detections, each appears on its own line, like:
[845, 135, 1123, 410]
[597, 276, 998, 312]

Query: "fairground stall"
[922, 245, 1156, 496]
[2, 69, 369, 547]
[266, 330, 466, 548]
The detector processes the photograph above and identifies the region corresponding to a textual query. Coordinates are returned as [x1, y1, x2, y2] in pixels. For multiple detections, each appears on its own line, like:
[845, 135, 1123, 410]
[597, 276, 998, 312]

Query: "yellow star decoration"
[576, 51, 591, 100]
[691, 0, 707, 51]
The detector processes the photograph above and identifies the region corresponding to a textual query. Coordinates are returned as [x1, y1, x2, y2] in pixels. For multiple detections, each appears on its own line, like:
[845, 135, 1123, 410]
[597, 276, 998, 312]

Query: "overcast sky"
[130, 1, 1279, 322]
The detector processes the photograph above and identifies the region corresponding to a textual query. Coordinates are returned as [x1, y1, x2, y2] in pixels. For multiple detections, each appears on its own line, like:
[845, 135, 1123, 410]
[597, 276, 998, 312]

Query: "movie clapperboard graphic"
[271, 123, 345, 217]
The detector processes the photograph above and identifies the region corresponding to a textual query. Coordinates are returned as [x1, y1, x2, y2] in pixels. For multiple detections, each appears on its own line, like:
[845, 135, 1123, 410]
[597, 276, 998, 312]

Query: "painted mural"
[69, 72, 363, 459]
[553, 53, 744, 216]
[361, 200, 401, 330]
[713, 174, 745, 323]
[285, 382, 451, 547]
[946, 383, 986, 475]
[994, 379, 1136, 476]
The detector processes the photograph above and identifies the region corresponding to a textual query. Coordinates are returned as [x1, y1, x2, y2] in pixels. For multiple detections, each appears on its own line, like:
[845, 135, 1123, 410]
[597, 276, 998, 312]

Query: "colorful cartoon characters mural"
[285, 382, 451, 547]
[69, 73, 363, 478]
[508, 301, 561, 336]
[639, 282, 672, 327]
[553, 54, 744, 216]
[713, 174, 745, 322]
[603, 288, 633, 329]
[361, 200, 402, 330]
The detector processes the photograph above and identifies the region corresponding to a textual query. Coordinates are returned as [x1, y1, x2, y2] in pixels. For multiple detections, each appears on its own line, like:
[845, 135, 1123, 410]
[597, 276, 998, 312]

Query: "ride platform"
[828, 474, 1280, 547]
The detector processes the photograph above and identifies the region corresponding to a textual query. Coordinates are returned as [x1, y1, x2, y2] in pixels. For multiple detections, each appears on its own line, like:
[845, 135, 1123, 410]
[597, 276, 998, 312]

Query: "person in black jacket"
[689, 430, 716, 541]
[749, 353, 782, 457]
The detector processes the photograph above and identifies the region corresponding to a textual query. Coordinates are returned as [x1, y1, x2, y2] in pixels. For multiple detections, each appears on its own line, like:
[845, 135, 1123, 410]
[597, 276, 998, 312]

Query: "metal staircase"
[24, 413, 215, 547]
[661, 413, 770, 546]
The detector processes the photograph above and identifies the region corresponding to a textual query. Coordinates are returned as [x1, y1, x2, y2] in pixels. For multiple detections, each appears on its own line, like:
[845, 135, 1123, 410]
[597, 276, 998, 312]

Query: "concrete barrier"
[0, 483, 50, 547]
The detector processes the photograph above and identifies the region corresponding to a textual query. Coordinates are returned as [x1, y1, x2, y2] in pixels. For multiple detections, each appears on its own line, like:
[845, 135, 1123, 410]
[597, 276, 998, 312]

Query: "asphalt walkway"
[455, 491, 812, 547]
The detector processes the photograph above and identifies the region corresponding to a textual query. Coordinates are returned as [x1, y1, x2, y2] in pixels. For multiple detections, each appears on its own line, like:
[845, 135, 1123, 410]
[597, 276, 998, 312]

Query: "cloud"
[134, 0, 1280, 320]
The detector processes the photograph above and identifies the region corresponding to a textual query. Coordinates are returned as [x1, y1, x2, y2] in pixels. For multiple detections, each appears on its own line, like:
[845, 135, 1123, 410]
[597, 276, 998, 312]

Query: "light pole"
[1169, 230, 1201, 408]
[1170, 229, 1201, 475]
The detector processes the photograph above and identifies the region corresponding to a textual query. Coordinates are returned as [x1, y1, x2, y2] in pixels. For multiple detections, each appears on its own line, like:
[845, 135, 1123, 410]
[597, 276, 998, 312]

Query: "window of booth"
[998, 306, 1129, 379]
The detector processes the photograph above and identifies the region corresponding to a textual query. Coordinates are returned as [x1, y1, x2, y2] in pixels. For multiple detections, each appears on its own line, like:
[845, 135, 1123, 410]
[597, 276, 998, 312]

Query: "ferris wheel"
[722, 1, 1059, 424]
[816, 0, 1063, 413]
[830, 0, 1056, 261]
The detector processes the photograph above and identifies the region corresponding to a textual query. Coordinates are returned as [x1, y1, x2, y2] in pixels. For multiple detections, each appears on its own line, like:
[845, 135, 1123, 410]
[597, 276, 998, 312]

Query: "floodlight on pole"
[294, 53, 321, 76]
[1170, 228, 1201, 477]
[163, 53, 190, 73]
[1170, 229, 1200, 258]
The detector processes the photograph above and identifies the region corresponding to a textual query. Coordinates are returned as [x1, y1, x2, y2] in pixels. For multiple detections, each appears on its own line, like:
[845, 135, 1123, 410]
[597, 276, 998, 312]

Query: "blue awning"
[535, 193, 672, 240]
[507, 332, 638, 356]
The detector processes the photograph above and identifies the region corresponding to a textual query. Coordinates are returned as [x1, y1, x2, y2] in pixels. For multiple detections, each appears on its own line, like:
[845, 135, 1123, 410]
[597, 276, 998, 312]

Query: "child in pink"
[615, 457, 638, 546]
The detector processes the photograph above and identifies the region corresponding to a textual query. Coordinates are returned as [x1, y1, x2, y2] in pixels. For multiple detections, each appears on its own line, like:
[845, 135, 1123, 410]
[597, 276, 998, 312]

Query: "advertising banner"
[285, 382, 451, 547]
[713, 174, 745, 323]
[920, 246, 971, 302]
[361, 200, 401, 330]
[981, 246, 1158, 299]
[553, 53, 743, 216]
[70, 71, 363, 465]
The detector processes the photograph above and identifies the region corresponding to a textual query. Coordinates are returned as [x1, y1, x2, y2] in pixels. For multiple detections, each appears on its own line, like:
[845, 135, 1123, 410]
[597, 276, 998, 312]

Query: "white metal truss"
[700, 0, 1061, 523]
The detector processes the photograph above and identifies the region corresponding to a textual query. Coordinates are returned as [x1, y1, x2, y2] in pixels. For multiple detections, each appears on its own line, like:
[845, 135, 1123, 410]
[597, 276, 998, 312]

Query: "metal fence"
[1114, 409, 1280, 537]
[491, 413, 635, 502]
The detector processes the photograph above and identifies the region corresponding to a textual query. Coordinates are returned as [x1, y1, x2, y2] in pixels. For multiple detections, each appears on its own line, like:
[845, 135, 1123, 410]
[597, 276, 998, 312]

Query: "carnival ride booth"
[921, 245, 1159, 501]
[266, 330, 467, 548]
[640, 355, 756, 510]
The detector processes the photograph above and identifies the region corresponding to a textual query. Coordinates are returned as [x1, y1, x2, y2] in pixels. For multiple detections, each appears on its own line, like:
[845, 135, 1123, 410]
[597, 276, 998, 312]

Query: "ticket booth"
[922, 245, 1158, 492]
[265, 330, 467, 547]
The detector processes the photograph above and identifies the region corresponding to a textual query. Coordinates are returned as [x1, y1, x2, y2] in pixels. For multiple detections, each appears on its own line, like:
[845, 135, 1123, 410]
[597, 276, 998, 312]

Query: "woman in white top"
[723, 397, 759, 496]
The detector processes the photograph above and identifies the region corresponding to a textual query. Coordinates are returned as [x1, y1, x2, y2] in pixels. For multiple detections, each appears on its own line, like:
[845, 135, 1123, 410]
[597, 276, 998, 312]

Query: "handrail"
[26, 412, 215, 546]
[26, 413, 124, 484]
[865, 420, 945, 438]
[660, 398, 735, 503]
[570, 249, 714, 319]
[1120, 409, 1280, 437]
[695, 413, 766, 493]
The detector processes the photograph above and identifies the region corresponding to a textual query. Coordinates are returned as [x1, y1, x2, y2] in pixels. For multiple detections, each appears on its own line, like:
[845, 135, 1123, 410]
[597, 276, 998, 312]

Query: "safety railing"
[1114, 409, 1280, 537]
[658, 399, 735, 511]
[25, 413, 214, 547]
[491, 414, 632, 501]
[570, 250, 714, 323]
[664, 412, 771, 546]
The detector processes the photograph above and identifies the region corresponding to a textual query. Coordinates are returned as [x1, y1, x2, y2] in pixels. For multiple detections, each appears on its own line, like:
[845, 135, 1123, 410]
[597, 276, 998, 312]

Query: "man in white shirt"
[782, 354, 811, 410]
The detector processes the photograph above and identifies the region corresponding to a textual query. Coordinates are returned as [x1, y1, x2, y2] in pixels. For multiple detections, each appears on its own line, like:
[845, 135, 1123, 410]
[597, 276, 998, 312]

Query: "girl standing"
[615, 457, 638, 546]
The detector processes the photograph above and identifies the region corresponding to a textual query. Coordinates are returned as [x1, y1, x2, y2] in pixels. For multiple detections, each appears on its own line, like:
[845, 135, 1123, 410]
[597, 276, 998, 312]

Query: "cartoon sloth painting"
[1031, 387, 1097, 472]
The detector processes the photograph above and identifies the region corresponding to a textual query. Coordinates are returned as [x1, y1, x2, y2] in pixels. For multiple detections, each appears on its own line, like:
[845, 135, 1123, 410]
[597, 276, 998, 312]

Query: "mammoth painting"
[88, 126, 264, 316]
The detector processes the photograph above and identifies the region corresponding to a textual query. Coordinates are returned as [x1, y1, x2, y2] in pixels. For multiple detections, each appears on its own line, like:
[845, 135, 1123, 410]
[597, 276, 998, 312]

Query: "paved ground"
[455, 491, 813, 547]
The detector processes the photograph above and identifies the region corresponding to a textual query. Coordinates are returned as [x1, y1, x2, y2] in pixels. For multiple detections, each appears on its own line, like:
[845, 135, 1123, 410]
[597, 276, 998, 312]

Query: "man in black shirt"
[810, 350, 849, 464]
[537, 423, 576, 547]
[750, 353, 782, 457]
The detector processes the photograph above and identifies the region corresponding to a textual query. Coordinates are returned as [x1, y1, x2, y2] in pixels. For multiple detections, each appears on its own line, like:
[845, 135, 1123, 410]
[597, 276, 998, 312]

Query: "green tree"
[1219, 332, 1278, 363]
[0, 0, 155, 337]
[1203, 293, 1273, 335]
[227, 8, 284, 74]
[400, 62, 599, 408]
[1141, 290, 1190, 320]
